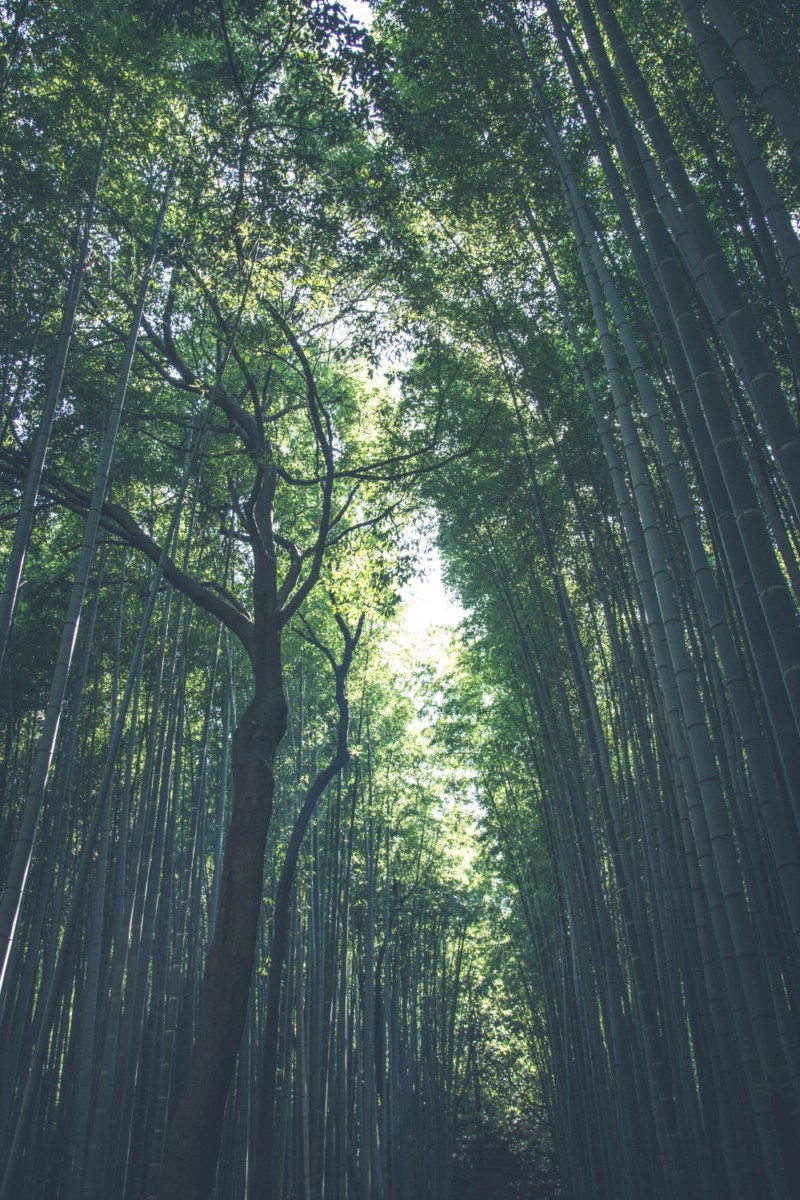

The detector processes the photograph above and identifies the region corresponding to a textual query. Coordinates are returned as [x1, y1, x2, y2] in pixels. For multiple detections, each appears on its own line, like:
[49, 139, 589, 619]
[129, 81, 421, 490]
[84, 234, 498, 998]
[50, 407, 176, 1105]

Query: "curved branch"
[262, 302, 338, 624]
[0, 448, 255, 654]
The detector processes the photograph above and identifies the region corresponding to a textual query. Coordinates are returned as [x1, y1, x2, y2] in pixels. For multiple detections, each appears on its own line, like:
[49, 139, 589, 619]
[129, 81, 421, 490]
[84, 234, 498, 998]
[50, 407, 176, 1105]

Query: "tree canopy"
[2, 0, 800, 1197]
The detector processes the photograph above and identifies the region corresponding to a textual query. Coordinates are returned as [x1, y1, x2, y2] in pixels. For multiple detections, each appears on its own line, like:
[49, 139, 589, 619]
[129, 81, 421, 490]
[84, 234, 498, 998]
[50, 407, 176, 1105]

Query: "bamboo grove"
[1, 0, 799, 1197]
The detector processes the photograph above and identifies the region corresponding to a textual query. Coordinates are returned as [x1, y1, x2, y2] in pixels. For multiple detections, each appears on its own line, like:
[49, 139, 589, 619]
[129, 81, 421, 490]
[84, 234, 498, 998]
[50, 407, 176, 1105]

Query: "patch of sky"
[400, 541, 465, 635]
[340, 0, 374, 27]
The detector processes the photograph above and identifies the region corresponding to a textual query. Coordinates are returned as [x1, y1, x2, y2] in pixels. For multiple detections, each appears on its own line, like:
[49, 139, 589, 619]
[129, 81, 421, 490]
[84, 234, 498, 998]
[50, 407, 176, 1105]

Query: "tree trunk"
[156, 679, 286, 1200]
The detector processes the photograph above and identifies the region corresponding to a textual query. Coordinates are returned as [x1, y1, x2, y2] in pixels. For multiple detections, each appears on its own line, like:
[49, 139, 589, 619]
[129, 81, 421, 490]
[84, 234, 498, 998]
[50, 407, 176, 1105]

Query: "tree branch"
[0, 447, 255, 654]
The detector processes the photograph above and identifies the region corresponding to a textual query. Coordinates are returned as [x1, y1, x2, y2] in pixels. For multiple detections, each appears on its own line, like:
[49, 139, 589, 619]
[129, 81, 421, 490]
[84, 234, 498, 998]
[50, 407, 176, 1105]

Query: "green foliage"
[3, 0, 800, 1196]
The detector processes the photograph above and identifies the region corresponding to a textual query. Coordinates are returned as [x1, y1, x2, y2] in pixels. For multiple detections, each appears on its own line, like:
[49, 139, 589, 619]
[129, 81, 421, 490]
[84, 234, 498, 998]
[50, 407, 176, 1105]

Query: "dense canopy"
[1, 0, 800, 1197]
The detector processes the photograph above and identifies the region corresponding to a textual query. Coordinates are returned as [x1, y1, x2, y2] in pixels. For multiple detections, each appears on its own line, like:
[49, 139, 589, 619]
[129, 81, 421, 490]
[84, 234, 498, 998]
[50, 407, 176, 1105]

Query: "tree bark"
[156, 676, 286, 1200]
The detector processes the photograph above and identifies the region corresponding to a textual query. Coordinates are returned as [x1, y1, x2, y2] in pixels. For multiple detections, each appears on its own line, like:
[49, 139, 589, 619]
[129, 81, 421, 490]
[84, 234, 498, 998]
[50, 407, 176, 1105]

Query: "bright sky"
[341, 0, 374, 27]
[401, 544, 465, 635]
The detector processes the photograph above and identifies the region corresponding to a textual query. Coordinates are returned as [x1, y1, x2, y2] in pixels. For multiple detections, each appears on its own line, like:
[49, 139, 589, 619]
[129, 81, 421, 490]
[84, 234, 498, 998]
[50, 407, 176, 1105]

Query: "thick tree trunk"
[157, 689, 286, 1200]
